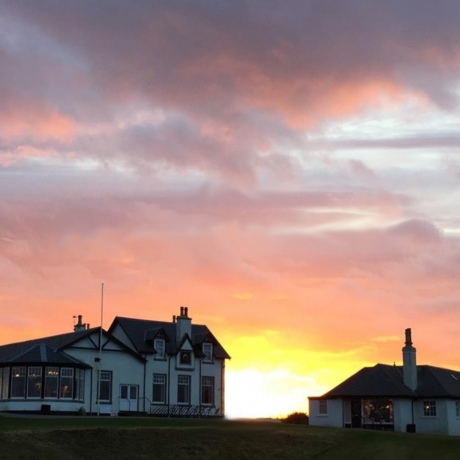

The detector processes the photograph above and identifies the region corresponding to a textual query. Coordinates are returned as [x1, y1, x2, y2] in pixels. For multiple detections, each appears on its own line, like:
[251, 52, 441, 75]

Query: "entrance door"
[351, 400, 362, 428]
[119, 384, 138, 412]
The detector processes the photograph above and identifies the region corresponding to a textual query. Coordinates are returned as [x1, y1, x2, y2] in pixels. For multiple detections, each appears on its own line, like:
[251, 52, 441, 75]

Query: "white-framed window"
[44, 367, 59, 398]
[11, 366, 26, 398]
[201, 376, 214, 405]
[177, 375, 191, 405]
[97, 370, 112, 403]
[423, 400, 437, 417]
[2, 368, 9, 399]
[75, 369, 85, 401]
[153, 373, 167, 403]
[60, 368, 74, 399]
[154, 339, 165, 360]
[202, 343, 213, 363]
[319, 400, 328, 415]
[27, 367, 42, 398]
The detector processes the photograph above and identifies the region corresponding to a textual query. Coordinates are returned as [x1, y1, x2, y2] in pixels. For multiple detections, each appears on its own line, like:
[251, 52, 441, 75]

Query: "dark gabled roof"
[0, 327, 146, 366]
[144, 327, 170, 342]
[0, 328, 96, 364]
[318, 364, 460, 400]
[320, 364, 412, 399]
[416, 366, 460, 398]
[109, 316, 231, 359]
[4, 343, 90, 368]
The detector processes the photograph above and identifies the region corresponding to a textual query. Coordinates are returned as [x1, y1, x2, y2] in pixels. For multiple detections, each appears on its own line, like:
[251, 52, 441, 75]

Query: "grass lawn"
[1, 414, 460, 459]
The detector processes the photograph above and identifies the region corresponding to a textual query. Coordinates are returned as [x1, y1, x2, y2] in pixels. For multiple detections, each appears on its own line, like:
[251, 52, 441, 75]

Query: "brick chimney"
[176, 306, 192, 342]
[402, 328, 417, 390]
[74, 315, 86, 332]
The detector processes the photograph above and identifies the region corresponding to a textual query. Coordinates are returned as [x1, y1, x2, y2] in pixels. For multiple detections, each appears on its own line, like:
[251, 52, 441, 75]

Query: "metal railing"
[149, 404, 220, 418]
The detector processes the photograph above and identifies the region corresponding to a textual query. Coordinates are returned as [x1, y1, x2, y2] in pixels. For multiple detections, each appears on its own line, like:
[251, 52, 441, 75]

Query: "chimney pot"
[74, 314, 86, 332]
[405, 328, 412, 346]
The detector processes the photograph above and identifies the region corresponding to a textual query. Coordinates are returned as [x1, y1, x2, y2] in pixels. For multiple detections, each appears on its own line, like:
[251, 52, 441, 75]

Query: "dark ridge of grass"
[1, 414, 460, 460]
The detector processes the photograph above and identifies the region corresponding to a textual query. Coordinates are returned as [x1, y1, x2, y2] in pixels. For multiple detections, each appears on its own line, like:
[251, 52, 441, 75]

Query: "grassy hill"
[1, 415, 460, 459]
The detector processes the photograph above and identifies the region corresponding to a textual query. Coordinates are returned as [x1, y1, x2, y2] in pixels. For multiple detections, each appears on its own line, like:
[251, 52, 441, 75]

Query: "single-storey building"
[0, 307, 230, 416]
[309, 329, 460, 435]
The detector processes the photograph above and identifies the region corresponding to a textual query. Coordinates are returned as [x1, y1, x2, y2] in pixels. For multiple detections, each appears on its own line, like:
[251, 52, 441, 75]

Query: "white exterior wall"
[63, 332, 145, 415]
[308, 398, 343, 428]
[0, 398, 84, 413]
[446, 400, 460, 436]
[413, 399, 448, 435]
[107, 331, 226, 415]
[393, 398, 413, 432]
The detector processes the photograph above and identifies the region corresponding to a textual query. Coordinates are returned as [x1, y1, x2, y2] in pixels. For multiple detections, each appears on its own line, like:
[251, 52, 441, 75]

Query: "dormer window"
[180, 351, 192, 365]
[203, 343, 213, 363]
[154, 339, 165, 360]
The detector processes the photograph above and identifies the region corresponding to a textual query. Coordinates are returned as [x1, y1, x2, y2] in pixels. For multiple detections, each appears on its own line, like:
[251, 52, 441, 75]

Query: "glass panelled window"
[11, 366, 26, 398]
[201, 376, 214, 405]
[319, 400, 328, 415]
[98, 371, 112, 403]
[44, 367, 59, 398]
[423, 400, 437, 417]
[60, 368, 74, 399]
[27, 367, 42, 398]
[75, 369, 85, 401]
[177, 375, 190, 405]
[154, 339, 165, 360]
[362, 398, 393, 422]
[2, 368, 9, 399]
[202, 343, 213, 362]
[456, 401, 460, 418]
[153, 374, 167, 403]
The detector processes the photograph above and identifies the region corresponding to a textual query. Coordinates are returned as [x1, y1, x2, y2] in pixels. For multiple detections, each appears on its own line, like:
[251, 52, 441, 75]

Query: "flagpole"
[97, 282, 104, 416]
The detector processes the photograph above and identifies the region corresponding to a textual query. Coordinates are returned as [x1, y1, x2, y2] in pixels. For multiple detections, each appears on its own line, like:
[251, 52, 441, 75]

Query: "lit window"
[97, 371, 112, 403]
[153, 374, 167, 403]
[319, 400, 328, 415]
[423, 400, 436, 417]
[177, 375, 190, 404]
[201, 376, 214, 405]
[11, 366, 26, 398]
[154, 339, 165, 360]
[44, 367, 59, 398]
[27, 367, 42, 398]
[202, 343, 213, 362]
[362, 398, 393, 422]
[60, 368, 74, 399]
[180, 351, 192, 365]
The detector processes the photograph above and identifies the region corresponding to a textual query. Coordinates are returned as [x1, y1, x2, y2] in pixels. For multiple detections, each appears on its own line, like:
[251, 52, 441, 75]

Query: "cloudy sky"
[2, 0, 460, 417]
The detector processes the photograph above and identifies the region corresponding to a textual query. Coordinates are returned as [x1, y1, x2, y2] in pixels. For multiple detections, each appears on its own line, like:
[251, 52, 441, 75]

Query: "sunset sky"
[2, 1, 460, 418]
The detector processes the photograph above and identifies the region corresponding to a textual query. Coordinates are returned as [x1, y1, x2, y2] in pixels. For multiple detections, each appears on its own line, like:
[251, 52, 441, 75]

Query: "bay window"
[27, 367, 42, 398]
[11, 366, 26, 398]
[60, 368, 74, 399]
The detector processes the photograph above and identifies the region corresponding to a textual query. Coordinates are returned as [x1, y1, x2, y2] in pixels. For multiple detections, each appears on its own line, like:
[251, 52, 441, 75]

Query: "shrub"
[282, 412, 309, 424]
